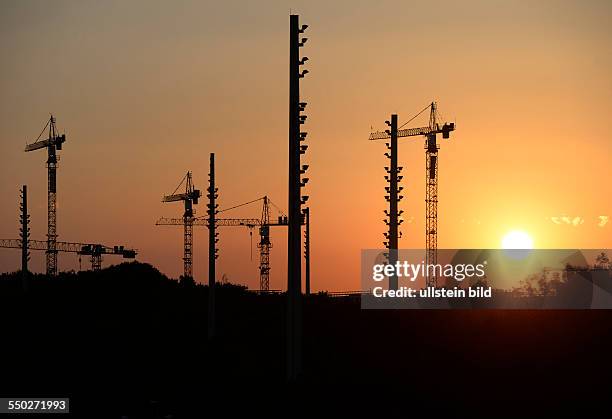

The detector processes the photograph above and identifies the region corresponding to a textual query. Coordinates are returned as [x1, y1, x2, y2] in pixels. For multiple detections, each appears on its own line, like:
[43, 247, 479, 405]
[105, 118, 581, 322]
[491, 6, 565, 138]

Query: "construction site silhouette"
[1, 9, 611, 419]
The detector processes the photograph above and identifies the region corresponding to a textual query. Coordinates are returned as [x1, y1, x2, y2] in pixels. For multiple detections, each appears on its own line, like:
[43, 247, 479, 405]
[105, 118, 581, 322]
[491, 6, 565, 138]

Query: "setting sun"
[501, 231, 534, 249]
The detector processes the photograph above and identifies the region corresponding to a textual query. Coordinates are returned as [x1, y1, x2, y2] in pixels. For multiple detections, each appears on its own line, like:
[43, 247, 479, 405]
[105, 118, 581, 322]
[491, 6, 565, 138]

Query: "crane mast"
[25, 116, 66, 276]
[162, 171, 201, 280]
[258, 196, 272, 292]
[425, 103, 440, 287]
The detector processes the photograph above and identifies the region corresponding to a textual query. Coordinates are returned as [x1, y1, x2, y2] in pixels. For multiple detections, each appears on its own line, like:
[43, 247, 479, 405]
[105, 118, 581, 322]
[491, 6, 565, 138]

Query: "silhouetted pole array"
[383, 115, 402, 291]
[287, 14, 309, 381]
[303, 207, 310, 295]
[207, 153, 219, 340]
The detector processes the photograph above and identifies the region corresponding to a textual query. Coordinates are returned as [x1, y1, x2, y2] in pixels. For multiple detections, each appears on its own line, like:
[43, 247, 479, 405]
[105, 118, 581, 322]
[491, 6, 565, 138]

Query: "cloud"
[572, 217, 584, 226]
[550, 216, 584, 227]
[598, 216, 609, 228]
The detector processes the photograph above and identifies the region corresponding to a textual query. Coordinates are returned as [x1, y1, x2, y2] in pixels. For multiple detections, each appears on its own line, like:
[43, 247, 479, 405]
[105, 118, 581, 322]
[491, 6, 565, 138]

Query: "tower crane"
[0, 239, 137, 271]
[369, 102, 455, 287]
[156, 196, 292, 291]
[25, 115, 66, 276]
[162, 172, 201, 280]
[257, 196, 273, 291]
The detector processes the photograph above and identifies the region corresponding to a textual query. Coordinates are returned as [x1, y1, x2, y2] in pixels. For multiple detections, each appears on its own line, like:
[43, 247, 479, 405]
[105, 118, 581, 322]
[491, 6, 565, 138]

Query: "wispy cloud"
[550, 215, 609, 227]
[550, 216, 584, 227]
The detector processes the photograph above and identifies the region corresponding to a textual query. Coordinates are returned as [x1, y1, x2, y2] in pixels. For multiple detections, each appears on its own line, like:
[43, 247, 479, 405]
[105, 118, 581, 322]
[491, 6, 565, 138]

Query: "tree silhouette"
[595, 252, 610, 269]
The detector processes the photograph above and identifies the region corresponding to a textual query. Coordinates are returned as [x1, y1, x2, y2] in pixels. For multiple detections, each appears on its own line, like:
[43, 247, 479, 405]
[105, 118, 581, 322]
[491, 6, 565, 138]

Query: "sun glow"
[501, 230, 534, 249]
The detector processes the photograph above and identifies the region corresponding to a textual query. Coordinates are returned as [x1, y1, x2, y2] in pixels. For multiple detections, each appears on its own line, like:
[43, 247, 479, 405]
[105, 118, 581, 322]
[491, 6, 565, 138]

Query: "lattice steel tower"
[258, 196, 272, 291]
[162, 172, 201, 280]
[25, 116, 66, 276]
[425, 104, 440, 287]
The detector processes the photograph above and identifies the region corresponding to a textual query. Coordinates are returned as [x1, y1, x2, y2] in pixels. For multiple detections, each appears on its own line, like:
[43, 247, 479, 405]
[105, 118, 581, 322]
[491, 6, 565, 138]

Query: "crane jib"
[369, 123, 455, 141]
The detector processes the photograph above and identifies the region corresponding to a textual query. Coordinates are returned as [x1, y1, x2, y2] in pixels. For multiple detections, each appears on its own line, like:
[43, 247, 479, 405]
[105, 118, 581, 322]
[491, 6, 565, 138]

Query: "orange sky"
[0, 0, 610, 291]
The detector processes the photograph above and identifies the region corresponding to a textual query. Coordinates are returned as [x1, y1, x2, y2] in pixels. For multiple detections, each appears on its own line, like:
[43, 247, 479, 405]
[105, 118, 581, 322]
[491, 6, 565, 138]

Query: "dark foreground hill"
[0, 262, 610, 418]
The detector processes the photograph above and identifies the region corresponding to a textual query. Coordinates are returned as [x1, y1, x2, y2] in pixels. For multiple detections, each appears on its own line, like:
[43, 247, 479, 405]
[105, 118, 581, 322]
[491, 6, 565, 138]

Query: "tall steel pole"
[20, 185, 30, 282]
[207, 153, 218, 340]
[287, 14, 309, 381]
[384, 115, 401, 290]
[303, 207, 310, 295]
[184, 198, 195, 280]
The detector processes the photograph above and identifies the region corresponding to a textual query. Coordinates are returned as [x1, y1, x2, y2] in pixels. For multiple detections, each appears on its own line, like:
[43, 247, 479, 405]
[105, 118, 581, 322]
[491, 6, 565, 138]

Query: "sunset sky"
[1, 0, 610, 291]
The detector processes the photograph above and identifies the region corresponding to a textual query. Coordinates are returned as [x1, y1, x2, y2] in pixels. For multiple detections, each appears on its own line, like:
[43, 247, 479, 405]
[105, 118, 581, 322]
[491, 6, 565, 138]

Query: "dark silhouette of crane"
[370, 102, 455, 287]
[0, 239, 137, 271]
[25, 115, 66, 276]
[4, 178, 135, 274]
[257, 196, 273, 291]
[162, 172, 201, 280]
[156, 196, 290, 291]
